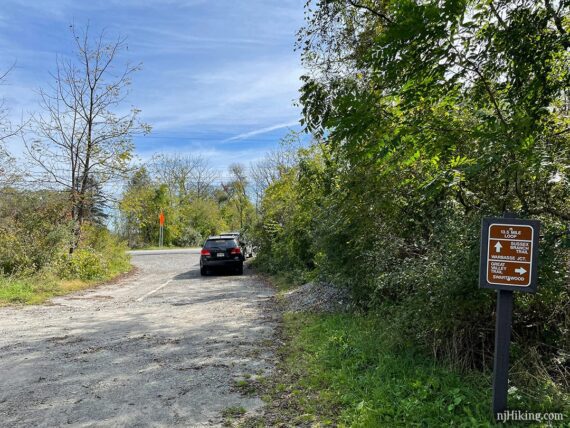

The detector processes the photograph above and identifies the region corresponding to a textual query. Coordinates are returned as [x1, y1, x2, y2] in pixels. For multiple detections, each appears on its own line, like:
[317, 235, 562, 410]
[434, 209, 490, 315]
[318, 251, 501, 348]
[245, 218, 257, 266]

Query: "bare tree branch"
[26, 25, 149, 250]
[347, 0, 393, 24]
[544, 0, 570, 49]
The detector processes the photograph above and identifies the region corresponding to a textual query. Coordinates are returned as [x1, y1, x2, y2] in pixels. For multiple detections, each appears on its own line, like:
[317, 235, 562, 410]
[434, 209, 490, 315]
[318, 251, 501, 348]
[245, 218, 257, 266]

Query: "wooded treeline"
[117, 156, 256, 248]
[253, 0, 570, 399]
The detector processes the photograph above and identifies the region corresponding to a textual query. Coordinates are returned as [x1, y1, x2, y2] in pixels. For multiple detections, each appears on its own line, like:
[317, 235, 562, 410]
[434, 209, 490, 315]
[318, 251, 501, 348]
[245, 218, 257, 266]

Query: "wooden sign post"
[479, 214, 540, 420]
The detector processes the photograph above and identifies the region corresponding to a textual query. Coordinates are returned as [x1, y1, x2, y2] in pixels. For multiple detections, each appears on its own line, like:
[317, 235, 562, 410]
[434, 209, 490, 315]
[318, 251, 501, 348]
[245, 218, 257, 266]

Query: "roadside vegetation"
[250, 312, 566, 427]
[0, 25, 258, 305]
[0, 27, 138, 304]
[251, 0, 570, 424]
[271, 313, 496, 426]
[117, 157, 256, 248]
[0, 188, 130, 305]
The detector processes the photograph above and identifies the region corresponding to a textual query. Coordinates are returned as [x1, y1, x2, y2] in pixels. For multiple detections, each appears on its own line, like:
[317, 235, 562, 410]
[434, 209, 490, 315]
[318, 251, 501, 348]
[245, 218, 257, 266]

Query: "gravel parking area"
[0, 250, 277, 427]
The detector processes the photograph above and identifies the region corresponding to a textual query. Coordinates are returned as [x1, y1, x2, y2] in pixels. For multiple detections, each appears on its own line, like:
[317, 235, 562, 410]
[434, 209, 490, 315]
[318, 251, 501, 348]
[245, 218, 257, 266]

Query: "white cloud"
[0, 0, 307, 163]
[224, 121, 298, 142]
[133, 58, 303, 131]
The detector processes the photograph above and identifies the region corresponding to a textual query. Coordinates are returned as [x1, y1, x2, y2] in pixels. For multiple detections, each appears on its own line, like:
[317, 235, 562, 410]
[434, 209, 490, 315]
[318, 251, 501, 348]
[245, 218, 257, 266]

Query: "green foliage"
[0, 189, 72, 275]
[58, 249, 106, 281]
[180, 197, 227, 243]
[118, 163, 255, 248]
[256, 0, 570, 401]
[0, 189, 131, 304]
[0, 275, 61, 305]
[252, 145, 329, 284]
[270, 312, 568, 427]
[268, 314, 491, 427]
[56, 225, 130, 281]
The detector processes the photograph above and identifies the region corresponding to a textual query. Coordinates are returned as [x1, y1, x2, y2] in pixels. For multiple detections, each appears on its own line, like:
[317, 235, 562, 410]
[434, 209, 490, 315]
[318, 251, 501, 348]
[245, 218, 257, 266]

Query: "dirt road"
[0, 250, 277, 427]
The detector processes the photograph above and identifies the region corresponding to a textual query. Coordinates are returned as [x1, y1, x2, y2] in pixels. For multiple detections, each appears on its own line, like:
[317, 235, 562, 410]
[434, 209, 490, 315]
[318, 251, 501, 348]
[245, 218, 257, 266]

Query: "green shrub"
[255, 143, 570, 398]
[79, 224, 131, 276]
[0, 189, 130, 282]
[57, 249, 106, 280]
[173, 225, 203, 247]
[0, 189, 72, 275]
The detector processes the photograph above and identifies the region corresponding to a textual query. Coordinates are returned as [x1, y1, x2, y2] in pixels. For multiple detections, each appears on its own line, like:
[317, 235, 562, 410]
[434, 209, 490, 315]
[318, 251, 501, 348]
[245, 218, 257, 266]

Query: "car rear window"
[204, 239, 237, 249]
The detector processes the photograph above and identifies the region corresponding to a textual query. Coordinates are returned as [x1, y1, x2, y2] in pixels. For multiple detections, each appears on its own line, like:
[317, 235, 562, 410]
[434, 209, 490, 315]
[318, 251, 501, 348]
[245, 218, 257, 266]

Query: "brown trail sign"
[479, 215, 540, 421]
[480, 218, 539, 293]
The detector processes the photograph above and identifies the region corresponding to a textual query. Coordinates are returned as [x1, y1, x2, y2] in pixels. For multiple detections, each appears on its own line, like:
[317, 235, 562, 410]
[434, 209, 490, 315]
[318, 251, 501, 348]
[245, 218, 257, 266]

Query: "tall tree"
[278, 0, 570, 374]
[25, 25, 149, 250]
[250, 131, 302, 209]
[224, 163, 254, 230]
[299, 0, 570, 221]
[0, 65, 20, 186]
[149, 153, 217, 200]
[119, 167, 157, 247]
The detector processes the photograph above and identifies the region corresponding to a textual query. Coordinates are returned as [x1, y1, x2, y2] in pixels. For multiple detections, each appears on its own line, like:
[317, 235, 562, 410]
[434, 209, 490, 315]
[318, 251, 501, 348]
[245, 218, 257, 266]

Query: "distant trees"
[223, 163, 254, 231]
[119, 168, 172, 248]
[118, 158, 256, 248]
[250, 131, 302, 209]
[24, 25, 149, 250]
[149, 154, 217, 201]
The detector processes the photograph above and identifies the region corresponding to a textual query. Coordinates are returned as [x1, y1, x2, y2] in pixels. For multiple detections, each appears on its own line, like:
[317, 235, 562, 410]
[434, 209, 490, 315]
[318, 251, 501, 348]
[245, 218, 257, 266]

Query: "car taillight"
[201, 249, 211, 256]
[230, 247, 241, 255]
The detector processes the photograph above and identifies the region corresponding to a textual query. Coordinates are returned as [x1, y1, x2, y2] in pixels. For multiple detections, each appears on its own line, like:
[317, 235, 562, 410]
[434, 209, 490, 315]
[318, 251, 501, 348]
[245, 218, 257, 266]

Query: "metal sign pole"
[158, 211, 165, 248]
[492, 288, 513, 419]
[491, 211, 516, 420]
[479, 211, 540, 422]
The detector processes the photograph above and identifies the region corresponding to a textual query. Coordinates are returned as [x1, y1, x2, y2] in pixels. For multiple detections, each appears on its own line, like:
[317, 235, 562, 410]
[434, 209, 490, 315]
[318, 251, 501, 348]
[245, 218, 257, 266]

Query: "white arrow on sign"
[494, 242, 503, 253]
[515, 267, 527, 275]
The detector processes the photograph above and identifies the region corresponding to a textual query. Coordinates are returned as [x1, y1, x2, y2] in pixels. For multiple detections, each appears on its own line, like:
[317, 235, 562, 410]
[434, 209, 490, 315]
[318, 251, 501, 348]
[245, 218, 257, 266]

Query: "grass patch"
[260, 312, 568, 427]
[234, 376, 267, 397]
[234, 379, 257, 396]
[130, 245, 200, 251]
[222, 406, 247, 418]
[0, 267, 132, 306]
[222, 406, 247, 427]
[256, 271, 301, 293]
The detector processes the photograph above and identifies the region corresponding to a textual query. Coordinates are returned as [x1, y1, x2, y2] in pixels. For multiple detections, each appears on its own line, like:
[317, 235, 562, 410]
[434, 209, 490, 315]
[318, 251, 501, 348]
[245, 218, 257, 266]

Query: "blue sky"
[0, 0, 305, 170]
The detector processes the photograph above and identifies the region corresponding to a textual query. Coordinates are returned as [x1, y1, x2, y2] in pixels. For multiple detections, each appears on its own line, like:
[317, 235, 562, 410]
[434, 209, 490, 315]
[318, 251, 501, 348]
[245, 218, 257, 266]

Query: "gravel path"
[0, 250, 277, 427]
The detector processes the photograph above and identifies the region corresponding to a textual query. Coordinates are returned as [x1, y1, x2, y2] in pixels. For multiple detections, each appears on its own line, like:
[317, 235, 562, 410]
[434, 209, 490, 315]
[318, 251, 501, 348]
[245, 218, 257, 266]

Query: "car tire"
[200, 266, 207, 276]
[236, 263, 244, 275]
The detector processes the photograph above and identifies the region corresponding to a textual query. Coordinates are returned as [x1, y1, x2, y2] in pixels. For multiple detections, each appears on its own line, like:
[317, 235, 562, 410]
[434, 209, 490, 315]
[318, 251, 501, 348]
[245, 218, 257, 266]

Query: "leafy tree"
[120, 159, 244, 247]
[221, 163, 256, 231]
[255, 0, 570, 393]
[299, 0, 570, 221]
[119, 167, 159, 247]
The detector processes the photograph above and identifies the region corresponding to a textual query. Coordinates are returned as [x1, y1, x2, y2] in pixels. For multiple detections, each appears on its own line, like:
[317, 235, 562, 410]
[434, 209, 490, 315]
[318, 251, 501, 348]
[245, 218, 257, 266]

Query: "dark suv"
[200, 236, 244, 276]
[219, 232, 253, 258]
